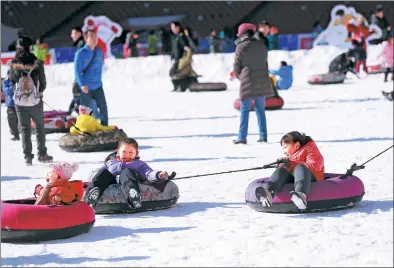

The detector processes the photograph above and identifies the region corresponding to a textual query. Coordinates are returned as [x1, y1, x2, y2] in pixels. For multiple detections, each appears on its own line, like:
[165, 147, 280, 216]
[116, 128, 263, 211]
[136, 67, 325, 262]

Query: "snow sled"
[59, 129, 128, 153]
[1, 198, 95, 243]
[83, 169, 180, 214]
[367, 65, 384, 74]
[31, 112, 76, 134]
[172, 77, 199, 92]
[188, 82, 227, 92]
[233, 96, 284, 111]
[245, 173, 364, 213]
[307, 73, 346, 85]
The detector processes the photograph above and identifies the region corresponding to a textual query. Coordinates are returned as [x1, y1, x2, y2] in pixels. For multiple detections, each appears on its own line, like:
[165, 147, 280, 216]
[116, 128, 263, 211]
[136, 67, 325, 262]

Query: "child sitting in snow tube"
[70, 105, 117, 134]
[269, 61, 293, 90]
[255, 131, 324, 210]
[34, 162, 84, 205]
[85, 138, 171, 210]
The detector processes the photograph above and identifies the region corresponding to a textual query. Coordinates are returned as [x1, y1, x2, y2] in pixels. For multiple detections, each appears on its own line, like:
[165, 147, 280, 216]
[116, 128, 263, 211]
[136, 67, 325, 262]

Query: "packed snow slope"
[1, 46, 393, 267]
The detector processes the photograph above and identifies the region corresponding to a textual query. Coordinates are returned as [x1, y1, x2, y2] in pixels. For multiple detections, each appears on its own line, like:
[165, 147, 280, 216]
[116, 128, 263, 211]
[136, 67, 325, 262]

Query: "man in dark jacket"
[169, 21, 193, 91]
[71, 26, 85, 50]
[209, 29, 221, 53]
[370, 5, 391, 44]
[170, 21, 189, 64]
[328, 52, 354, 74]
[10, 36, 53, 165]
[255, 20, 270, 49]
[233, 23, 275, 145]
[126, 31, 139, 57]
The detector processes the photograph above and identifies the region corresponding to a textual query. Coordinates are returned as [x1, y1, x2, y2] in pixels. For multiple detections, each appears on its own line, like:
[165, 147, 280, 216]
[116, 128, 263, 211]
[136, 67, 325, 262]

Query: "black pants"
[68, 96, 80, 114]
[263, 164, 316, 195]
[15, 101, 47, 159]
[91, 168, 141, 201]
[7, 107, 19, 137]
[130, 48, 139, 57]
[384, 67, 393, 82]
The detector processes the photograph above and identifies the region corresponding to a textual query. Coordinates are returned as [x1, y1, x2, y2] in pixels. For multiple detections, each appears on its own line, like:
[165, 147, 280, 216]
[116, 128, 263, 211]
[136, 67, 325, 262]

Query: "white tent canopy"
[1, 24, 21, 52]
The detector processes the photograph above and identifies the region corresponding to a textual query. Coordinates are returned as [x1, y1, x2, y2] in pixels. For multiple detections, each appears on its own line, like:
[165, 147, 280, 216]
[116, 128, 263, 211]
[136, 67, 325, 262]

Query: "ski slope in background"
[1, 46, 393, 267]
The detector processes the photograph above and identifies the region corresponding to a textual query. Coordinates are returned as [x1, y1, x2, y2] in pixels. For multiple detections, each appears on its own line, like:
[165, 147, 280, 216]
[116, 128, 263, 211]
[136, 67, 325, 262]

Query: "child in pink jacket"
[381, 33, 393, 82]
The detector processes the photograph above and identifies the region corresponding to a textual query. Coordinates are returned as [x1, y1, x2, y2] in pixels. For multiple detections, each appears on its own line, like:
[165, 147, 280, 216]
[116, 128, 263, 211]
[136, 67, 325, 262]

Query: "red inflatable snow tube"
[234, 96, 284, 111]
[31, 111, 76, 134]
[367, 65, 384, 74]
[1, 199, 95, 243]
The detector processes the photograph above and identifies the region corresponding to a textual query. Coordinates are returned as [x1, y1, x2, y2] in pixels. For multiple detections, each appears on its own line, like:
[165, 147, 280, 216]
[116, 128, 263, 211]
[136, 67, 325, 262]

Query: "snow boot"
[85, 186, 101, 208]
[382, 91, 393, 101]
[255, 186, 273, 207]
[38, 154, 53, 163]
[127, 188, 142, 209]
[290, 191, 307, 210]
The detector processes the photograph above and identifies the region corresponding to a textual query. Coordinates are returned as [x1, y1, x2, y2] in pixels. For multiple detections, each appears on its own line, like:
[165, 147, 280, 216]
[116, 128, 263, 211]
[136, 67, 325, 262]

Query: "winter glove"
[277, 157, 290, 170]
[34, 184, 44, 198]
[230, 71, 236, 81]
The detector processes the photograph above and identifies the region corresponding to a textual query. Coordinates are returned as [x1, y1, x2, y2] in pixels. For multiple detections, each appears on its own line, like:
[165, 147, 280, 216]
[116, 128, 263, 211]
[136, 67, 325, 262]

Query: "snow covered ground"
[1, 46, 393, 267]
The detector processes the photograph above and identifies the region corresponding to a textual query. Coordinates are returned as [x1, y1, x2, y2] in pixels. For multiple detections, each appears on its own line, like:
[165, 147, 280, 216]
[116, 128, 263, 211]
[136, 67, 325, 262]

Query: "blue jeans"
[80, 87, 108, 126]
[238, 96, 267, 141]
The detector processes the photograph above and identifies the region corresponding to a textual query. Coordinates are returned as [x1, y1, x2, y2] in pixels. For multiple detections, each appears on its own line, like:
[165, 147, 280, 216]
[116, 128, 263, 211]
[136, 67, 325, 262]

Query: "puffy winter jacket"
[34, 180, 84, 205]
[270, 65, 293, 90]
[104, 157, 162, 182]
[70, 114, 115, 134]
[381, 41, 394, 68]
[288, 141, 325, 181]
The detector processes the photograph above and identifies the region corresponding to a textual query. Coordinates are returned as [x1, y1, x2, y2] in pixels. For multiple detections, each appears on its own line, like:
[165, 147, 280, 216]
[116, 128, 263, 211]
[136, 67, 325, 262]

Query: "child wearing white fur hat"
[34, 161, 84, 205]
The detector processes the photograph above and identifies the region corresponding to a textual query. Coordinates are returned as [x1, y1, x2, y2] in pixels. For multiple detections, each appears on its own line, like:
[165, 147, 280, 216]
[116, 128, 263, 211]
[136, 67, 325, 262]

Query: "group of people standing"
[2, 26, 109, 165]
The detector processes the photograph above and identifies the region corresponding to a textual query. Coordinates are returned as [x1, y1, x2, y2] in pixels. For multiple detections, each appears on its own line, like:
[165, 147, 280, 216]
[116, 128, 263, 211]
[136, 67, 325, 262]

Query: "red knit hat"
[237, 23, 256, 37]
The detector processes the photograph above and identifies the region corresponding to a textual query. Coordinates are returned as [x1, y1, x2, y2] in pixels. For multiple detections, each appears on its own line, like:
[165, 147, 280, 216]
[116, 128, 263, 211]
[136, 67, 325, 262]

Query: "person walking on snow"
[10, 36, 53, 165]
[74, 30, 109, 126]
[3, 69, 19, 141]
[232, 23, 276, 144]
[269, 61, 293, 90]
[380, 33, 394, 82]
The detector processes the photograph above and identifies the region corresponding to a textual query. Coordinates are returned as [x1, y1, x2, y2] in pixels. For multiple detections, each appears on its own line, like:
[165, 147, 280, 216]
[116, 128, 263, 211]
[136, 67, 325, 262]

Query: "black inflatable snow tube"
[307, 73, 346, 85]
[83, 173, 180, 214]
[189, 82, 227, 92]
[59, 129, 128, 153]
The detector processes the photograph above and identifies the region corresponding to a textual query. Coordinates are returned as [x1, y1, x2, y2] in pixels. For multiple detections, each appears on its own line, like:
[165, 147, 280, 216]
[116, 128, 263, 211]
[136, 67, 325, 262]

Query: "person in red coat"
[255, 131, 325, 210]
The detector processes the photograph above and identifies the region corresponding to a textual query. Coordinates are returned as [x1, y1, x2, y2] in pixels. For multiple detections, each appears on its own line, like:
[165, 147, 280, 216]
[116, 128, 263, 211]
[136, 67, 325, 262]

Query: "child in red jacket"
[255, 131, 325, 210]
[34, 162, 83, 205]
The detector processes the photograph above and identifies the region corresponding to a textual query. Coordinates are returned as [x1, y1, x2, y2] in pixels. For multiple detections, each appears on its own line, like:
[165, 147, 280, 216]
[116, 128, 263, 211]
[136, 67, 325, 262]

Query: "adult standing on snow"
[71, 26, 85, 50]
[232, 23, 275, 144]
[169, 21, 189, 76]
[74, 30, 109, 126]
[10, 36, 53, 165]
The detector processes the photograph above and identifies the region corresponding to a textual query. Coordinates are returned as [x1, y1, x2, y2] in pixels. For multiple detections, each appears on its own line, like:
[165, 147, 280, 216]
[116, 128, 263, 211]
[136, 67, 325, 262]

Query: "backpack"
[13, 60, 40, 107]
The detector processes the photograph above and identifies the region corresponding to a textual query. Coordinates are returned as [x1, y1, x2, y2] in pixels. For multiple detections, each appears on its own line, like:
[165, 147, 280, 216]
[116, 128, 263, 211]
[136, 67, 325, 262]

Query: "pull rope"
[168, 160, 283, 181]
[341, 144, 394, 179]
